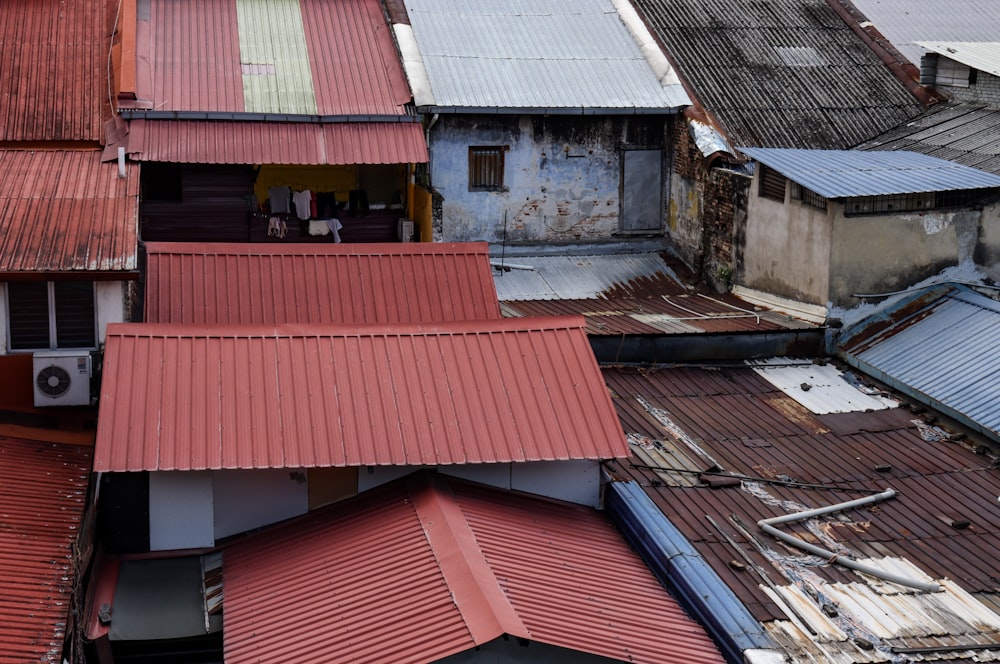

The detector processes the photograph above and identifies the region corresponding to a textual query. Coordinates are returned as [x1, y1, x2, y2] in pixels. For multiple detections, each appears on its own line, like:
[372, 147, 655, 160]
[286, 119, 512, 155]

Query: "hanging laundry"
[308, 220, 331, 236]
[268, 186, 291, 214]
[326, 217, 344, 243]
[267, 216, 287, 238]
[293, 189, 312, 220]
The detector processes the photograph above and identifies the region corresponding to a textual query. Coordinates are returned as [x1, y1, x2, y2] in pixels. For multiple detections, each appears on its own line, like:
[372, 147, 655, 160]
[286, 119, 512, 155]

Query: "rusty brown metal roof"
[0, 0, 110, 142]
[604, 362, 1000, 659]
[0, 150, 139, 275]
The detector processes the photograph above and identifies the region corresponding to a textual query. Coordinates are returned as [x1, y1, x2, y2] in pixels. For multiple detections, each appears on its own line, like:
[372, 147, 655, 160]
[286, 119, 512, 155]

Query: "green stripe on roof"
[236, 0, 317, 114]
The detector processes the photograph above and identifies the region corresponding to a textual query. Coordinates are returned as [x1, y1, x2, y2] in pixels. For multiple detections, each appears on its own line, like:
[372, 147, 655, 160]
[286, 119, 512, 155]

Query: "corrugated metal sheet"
[603, 363, 1000, 659]
[918, 41, 1000, 78]
[144, 241, 502, 324]
[850, 0, 1000, 66]
[95, 318, 626, 472]
[138, 0, 412, 116]
[402, 0, 690, 112]
[859, 102, 1000, 177]
[124, 119, 427, 165]
[223, 472, 724, 664]
[0, 150, 139, 274]
[0, 436, 92, 664]
[0, 0, 108, 142]
[838, 284, 1000, 442]
[739, 147, 1000, 197]
[632, 0, 924, 149]
[749, 358, 898, 414]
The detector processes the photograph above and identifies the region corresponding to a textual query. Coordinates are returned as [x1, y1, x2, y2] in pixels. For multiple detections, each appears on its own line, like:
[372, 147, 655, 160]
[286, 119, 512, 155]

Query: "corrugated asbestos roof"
[0, 436, 92, 663]
[122, 119, 427, 165]
[400, 0, 690, 112]
[919, 41, 1000, 78]
[0, 150, 139, 275]
[94, 318, 626, 472]
[849, 0, 1000, 66]
[494, 253, 812, 335]
[604, 362, 1000, 660]
[144, 242, 501, 324]
[740, 147, 1000, 197]
[223, 472, 724, 664]
[837, 284, 1000, 443]
[631, 0, 925, 149]
[0, 0, 109, 142]
[858, 102, 1000, 176]
[120, 0, 426, 164]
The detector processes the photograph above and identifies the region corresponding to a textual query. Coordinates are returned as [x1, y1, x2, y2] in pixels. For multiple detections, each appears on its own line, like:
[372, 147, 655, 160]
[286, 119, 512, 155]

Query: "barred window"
[468, 146, 506, 191]
[758, 164, 786, 202]
[6, 281, 96, 350]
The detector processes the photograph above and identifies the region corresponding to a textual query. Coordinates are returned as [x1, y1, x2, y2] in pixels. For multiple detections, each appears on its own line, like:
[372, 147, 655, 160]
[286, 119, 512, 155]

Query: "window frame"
[468, 146, 507, 192]
[758, 164, 787, 202]
[5, 280, 98, 351]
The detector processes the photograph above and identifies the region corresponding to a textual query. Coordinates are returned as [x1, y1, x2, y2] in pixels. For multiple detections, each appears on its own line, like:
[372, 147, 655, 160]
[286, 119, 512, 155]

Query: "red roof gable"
[95, 318, 627, 471]
[0, 436, 92, 663]
[223, 472, 724, 664]
[0, 150, 139, 275]
[144, 242, 501, 324]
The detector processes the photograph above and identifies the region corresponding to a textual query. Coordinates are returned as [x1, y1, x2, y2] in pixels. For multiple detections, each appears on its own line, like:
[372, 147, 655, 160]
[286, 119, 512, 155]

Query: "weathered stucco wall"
[737, 183, 832, 306]
[429, 114, 668, 244]
[667, 118, 704, 269]
[830, 201, 1000, 307]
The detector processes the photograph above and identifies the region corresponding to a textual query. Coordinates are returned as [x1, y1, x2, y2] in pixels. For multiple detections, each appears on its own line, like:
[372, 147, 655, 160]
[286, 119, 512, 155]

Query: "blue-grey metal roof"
[399, 0, 690, 113]
[739, 147, 1000, 198]
[837, 284, 1000, 443]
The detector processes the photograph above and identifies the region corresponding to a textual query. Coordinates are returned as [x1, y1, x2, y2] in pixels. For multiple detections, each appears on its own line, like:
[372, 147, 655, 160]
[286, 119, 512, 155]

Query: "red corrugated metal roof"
[95, 318, 626, 471]
[144, 242, 501, 324]
[0, 1, 109, 142]
[223, 472, 724, 664]
[134, 0, 412, 115]
[0, 436, 92, 663]
[0, 150, 139, 275]
[123, 119, 428, 165]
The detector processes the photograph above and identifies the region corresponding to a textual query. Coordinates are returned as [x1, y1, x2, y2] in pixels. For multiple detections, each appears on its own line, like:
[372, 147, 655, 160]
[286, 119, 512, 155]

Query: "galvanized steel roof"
[0, 0, 109, 142]
[0, 436, 92, 663]
[144, 242, 501, 324]
[95, 318, 627, 472]
[399, 0, 690, 112]
[850, 0, 1000, 66]
[223, 472, 724, 664]
[0, 150, 139, 275]
[838, 284, 1000, 443]
[739, 147, 1000, 197]
[604, 362, 1000, 659]
[919, 41, 1000, 78]
[631, 0, 925, 149]
[858, 102, 1000, 176]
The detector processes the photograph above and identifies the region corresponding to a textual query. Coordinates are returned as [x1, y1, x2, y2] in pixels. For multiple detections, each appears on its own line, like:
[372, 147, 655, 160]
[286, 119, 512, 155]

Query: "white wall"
[149, 472, 214, 551]
[96, 281, 127, 344]
[213, 469, 309, 540]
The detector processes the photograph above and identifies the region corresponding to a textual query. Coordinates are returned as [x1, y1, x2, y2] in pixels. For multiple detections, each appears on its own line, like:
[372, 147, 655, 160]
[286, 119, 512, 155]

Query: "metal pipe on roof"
[757, 488, 942, 593]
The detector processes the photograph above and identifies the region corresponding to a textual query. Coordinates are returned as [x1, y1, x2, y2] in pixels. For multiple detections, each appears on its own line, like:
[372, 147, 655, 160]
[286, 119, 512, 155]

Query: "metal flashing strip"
[118, 110, 420, 123]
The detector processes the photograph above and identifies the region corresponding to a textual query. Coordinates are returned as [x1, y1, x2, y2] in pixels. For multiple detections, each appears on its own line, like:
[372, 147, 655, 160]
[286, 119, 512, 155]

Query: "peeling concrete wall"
[667, 118, 705, 268]
[429, 114, 669, 244]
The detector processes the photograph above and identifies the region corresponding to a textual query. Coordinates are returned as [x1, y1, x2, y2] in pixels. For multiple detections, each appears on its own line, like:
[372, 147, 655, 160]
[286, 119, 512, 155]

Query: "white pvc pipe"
[758, 488, 942, 593]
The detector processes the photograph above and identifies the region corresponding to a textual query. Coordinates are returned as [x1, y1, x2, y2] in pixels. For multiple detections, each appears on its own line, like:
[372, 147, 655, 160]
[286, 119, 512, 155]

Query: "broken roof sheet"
[837, 284, 1000, 443]
[144, 242, 501, 324]
[0, 0, 109, 142]
[918, 41, 1000, 78]
[0, 436, 92, 663]
[604, 362, 1000, 660]
[223, 472, 723, 664]
[858, 102, 1000, 177]
[630, 0, 924, 149]
[95, 318, 627, 472]
[849, 0, 1000, 66]
[0, 150, 139, 275]
[739, 147, 1000, 197]
[398, 0, 690, 112]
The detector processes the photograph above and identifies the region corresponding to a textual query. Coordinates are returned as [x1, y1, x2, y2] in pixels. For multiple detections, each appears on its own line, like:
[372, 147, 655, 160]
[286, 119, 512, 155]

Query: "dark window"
[758, 165, 786, 202]
[468, 146, 506, 191]
[7, 281, 96, 350]
[142, 162, 183, 202]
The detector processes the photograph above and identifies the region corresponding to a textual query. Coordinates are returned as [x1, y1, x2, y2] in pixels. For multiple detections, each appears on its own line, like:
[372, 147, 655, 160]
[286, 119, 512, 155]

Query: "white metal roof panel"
[918, 41, 1000, 78]
[748, 358, 898, 415]
[739, 147, 1000, 198]
[842, 288, 1000, 440]
[492, 253, 685, 301]
[402, 0, 689, 111]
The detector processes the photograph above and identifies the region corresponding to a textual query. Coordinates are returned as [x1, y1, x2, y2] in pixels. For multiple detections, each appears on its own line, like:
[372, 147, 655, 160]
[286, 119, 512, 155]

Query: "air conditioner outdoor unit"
[398, 218, 414, 242]
[33, 350, 92, 407]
